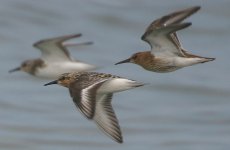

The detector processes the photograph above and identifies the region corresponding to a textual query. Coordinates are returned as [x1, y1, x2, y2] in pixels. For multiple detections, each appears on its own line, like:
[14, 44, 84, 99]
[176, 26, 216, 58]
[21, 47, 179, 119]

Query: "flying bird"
[9, 34, 97, 78]
[115, 6, 215, 73]
[44, 72, 144, 143]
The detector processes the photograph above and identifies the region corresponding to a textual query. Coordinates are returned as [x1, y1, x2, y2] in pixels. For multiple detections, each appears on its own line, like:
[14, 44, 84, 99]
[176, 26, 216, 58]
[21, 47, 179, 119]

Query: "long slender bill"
[44, 80, 58, 86]
[115, 58, 131, 65]
[9, 67, 21, 73]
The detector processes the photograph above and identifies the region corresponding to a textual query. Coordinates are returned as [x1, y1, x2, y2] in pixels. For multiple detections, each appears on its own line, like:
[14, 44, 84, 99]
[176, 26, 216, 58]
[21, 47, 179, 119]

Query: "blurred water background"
[0, 0, 230, 149]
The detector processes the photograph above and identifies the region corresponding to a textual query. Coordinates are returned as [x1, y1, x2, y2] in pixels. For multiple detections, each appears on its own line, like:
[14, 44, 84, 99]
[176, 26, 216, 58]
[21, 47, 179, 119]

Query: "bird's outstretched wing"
[69, 77, 108, 119]
[141, 6, 200, 57]
[94, 93, 123, 143]
[33, 34, 85, 62]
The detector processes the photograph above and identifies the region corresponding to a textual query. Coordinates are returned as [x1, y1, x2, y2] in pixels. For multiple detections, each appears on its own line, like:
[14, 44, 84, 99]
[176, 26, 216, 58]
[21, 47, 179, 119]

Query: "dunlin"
[9, 34, 97, 78]
[115, 6, 215, 73]
[44, 72, 144, 143]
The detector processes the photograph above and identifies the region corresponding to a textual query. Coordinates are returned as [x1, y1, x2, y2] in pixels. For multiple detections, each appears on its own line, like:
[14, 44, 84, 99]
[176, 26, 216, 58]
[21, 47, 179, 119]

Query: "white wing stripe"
[77, 79, 109, 118]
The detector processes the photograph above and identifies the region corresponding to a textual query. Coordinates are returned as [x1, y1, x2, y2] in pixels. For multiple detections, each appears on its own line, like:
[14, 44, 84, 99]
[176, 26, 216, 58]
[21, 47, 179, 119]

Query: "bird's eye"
[60, 77, 65, 80]
[22, 63, 26, 67]
[133, 55, 137, 59]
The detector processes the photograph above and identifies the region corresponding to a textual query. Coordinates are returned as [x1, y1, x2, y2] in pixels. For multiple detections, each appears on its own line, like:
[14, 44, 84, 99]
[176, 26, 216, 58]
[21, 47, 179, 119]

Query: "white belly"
[36, 62, 96, 79]
[173, 57, 206, 67]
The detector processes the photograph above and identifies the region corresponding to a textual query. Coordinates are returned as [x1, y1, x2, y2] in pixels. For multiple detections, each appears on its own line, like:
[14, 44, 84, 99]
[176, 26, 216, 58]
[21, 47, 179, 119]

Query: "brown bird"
[115, 6, 215, 73]
[44, 72, 144, 143]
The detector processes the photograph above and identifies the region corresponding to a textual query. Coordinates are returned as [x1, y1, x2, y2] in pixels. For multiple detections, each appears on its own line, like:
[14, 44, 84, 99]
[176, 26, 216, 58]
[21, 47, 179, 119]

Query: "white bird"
[9, 33, 97, 78]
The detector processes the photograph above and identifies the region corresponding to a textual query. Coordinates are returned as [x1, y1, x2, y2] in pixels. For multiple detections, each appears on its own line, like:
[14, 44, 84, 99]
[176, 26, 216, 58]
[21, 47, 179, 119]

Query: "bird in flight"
[115, 6, 215, 73]
[44, 72, 144, 143]
[9, 34, 97, 78]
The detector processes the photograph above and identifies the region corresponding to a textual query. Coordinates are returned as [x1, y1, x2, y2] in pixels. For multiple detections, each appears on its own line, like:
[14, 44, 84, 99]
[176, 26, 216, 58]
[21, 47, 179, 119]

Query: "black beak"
[44, 80, 58, 86]
[115, 58, 131, 65]
[9, 67, 21, 73]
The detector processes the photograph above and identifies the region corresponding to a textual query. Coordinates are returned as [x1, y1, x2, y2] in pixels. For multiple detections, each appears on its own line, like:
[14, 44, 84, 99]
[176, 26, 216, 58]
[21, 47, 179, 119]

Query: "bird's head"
[115, 52, 150, 65]
[9, 60, 35, 74]
[44, 73, 76, 87]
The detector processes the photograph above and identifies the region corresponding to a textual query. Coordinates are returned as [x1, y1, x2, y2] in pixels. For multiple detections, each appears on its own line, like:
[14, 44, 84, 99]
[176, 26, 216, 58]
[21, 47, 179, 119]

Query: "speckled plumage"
[44, 72, 144, 143]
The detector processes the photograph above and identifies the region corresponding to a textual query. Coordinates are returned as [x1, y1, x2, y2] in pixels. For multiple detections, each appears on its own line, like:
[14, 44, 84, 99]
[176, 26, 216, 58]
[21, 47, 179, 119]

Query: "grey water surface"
[0, 0, 230, 150]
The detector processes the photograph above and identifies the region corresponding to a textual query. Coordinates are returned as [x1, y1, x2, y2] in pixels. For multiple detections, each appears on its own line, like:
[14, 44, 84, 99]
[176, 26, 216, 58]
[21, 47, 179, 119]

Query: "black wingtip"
[194, 6, 201, 11]
[77, 41, 94, 46]
[117, 138, 123, 144]
[191, 6, 201, 15]
[84, 41, 94, 45]
[73, 33, 82, 38]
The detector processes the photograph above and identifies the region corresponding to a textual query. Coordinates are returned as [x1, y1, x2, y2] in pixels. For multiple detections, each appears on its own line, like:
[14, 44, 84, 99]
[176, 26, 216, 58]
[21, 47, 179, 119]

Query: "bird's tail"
[181, 49, 215, 63]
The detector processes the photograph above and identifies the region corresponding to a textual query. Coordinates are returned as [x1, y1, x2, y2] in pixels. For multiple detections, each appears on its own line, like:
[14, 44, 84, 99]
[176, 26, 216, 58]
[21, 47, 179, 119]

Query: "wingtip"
[79, 41, 93, 46]
[111, 133, 123, 143]
[190, 6, 201, 14]
[65, 33, 82, 39]
[193, 6, 201, 11]
[33, 33, 83, 47]
[84, 41, 94, 45]
[73, 33, 82, 38]
[184, 6, 201, 14]
[116, 138, 123, 144]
